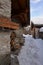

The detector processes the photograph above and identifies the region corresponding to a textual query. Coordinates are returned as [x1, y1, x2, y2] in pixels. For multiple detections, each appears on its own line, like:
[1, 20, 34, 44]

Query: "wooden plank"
[0, 17, 19, 29]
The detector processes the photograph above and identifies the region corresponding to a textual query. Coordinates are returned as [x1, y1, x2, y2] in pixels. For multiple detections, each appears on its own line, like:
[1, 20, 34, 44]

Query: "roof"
[31, 17, 43, 25]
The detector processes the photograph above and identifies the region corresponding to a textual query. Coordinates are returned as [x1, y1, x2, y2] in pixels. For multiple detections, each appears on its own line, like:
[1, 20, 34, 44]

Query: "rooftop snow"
[31, 17, 43, 25]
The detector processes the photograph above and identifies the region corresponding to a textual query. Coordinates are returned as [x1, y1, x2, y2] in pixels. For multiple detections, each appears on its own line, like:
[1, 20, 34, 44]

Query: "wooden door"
[11, 0, 30, 27]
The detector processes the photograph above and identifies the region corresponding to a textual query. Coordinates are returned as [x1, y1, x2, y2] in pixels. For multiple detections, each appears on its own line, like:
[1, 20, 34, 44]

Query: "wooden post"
[33, 26, 35, 38]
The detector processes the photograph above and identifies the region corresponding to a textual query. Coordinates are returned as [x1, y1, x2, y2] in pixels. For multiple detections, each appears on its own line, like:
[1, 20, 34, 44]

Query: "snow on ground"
[35, 39, 43, 65]
[18, 34, 43, 65]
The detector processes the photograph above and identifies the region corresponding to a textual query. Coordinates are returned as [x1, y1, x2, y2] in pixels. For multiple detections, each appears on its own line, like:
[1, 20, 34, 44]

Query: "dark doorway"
[11, 0, 30, 27]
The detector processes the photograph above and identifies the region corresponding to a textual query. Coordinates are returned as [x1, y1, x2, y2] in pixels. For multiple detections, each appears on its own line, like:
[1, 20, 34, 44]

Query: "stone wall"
[0, 0, 11, 18]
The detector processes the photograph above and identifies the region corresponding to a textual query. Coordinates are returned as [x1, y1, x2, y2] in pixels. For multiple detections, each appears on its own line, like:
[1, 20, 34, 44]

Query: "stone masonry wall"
[0, 0, 11, 18]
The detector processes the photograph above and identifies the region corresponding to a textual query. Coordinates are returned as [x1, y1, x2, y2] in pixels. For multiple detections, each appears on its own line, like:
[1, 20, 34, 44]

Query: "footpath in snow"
[18, 35, 43, 65]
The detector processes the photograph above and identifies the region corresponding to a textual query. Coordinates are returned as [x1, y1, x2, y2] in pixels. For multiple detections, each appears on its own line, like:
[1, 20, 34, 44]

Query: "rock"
[11, 54, 19, 65]
[0, 0, 11, 18]
[14, 28, 25, 46]
[10, 28, 25, 55]
[24, 26, 31, 35]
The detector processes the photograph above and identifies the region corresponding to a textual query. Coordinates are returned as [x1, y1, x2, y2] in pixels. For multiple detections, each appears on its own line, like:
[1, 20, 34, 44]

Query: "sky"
[30, 0, 43, 21]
